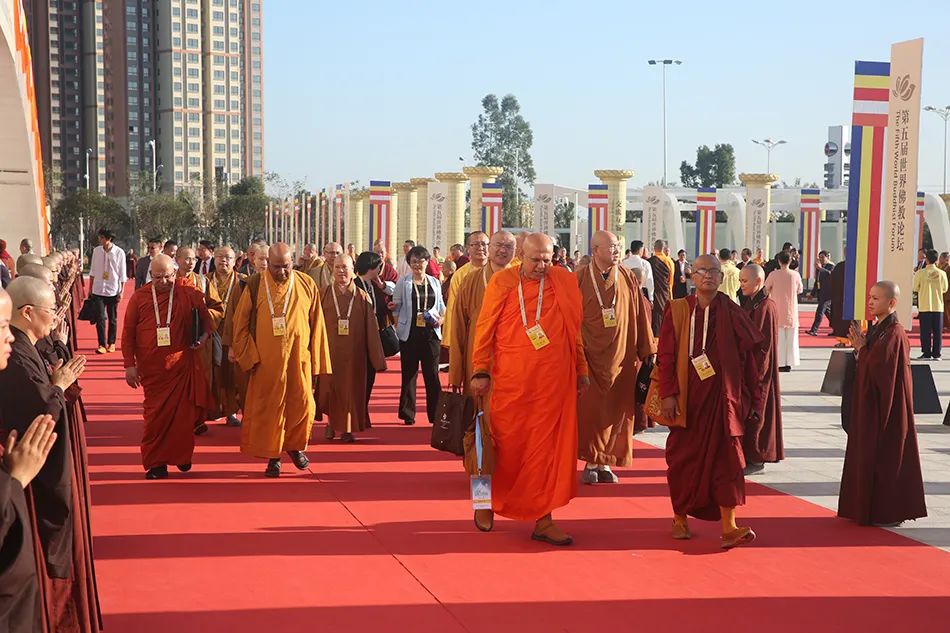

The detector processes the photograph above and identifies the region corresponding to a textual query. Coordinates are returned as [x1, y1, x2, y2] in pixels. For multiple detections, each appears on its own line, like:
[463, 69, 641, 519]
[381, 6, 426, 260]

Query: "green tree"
[471, 94, 536, 227]
[217, 176, 268, 247]
[133, 192, 197, 245]
[679, 144, 736, 188]
[554, 200, 575, 229]
[51, 189, 131, 253]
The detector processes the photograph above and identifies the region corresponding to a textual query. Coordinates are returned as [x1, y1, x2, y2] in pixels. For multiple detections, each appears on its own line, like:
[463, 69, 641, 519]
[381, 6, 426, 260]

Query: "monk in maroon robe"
[738, 264, 784, 473]
[656, 254, 763, 549]
[838, 281, 926, 526]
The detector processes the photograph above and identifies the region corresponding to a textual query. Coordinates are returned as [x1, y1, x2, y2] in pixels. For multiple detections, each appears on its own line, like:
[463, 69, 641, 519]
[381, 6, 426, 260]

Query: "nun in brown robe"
[838, 304, 927, 526]
[0, 467, 41, 633]
[319, 258, 387, 441]
[741, 287, 784, 467]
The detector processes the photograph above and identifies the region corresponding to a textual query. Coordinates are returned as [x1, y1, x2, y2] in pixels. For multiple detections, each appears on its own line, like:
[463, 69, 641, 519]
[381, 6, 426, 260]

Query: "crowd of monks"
[0, 226, 930, 630]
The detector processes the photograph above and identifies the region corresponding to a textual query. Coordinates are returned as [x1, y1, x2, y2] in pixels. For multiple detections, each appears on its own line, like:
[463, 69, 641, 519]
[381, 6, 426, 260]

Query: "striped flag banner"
[368, 181, 392, 253]
[320, 189, 328, 248]
[334, 185, 344, 245]
[914, 191, 925, 255]
[695, 187, 716, 257]
[844, 60, 890, 321]
[799, 188, 821, 280]
[481, 182, 504, 235]
[587, 184, 609, 253]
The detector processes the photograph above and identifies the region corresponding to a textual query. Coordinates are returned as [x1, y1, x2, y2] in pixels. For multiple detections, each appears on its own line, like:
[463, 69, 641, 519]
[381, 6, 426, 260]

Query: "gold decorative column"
[349, 191, 366, 253]
[435, 172, 470, 249]
[464, 165, 504, 234]
[411, 177, 437, 247]
[739, 173, 779, 257]
[594, 169, 635, 236]
[393, 182, 418, 246]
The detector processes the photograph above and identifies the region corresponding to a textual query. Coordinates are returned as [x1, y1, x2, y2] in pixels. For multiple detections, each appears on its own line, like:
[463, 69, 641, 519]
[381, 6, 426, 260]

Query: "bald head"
[8, 277, 57, 341]
[873, 280, 899, 299]
[591, 230, 622, 269]
[869, 280, 900, 318]
[522, 233, 555, 281]
[17, 263, 55, 290]
[17, 253, 43, 269]
[467, 231, 489, 266]
[176, 246, 196, 272]
[333, 254, 355, 286]
[214, 246, 235, 275]
[150, 254, 176, 293]
[738, 263, 765, 298]
[0, 288, 13, 369]
[488, 230, 516, 268]
[268, 243, 294, 282]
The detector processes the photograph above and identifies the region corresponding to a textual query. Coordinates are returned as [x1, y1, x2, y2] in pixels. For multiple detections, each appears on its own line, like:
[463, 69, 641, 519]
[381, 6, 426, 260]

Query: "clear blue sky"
[264, 0, 950, 193]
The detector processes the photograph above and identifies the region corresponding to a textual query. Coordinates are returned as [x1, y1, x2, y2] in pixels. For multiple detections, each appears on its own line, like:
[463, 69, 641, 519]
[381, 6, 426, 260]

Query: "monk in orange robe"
[471, 233, 588, 545]
[122, 255, 214, 479]
[577, 230, 655, 483]
[214, 246, 248, 427]
[656, 254, 763, 549]
[231, 243, 332, 477]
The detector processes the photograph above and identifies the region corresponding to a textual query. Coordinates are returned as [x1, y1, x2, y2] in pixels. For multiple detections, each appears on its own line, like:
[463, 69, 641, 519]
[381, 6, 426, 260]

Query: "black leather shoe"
[146, 465, 168, 480]
[287, 450, 310, 470]
[194, 422, 209, 436]
[403, 418, 415, 426]
[176, 464, 192, 472]
[265, 458, 281, 478]
[341, 432, 355, 443]
[226, 415, 241, 427]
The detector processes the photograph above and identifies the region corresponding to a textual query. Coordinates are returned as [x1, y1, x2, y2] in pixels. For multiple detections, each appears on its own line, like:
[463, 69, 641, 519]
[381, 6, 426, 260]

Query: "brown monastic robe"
[648, 254, 672, 336]
[183, 272, 224, 421]
[576, 262, 655, 466]
[0, 468, 39, 633]
[838, 314, 927, 525]
[742, 290, 784, 464]
[307, 262, 333, 293]
[213, 270, 249, 418]
[318, 282, 386, 434]
[448, 263, 504, 392]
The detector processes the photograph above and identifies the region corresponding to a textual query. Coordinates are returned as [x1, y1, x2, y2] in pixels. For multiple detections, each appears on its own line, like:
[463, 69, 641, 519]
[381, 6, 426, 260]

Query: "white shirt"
[621, 254, 654, 299]
[89, 244, 127, 296]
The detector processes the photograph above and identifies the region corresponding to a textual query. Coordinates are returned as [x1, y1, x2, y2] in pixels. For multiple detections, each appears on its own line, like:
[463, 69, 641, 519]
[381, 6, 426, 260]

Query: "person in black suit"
[134, 238, 163, 289]
[193, 239, 216, 276]
[806, 250, 835, 336]
[672, 249, 690, 298]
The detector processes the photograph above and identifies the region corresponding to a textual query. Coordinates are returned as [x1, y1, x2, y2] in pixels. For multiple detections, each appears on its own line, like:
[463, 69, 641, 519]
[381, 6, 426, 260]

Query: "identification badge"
[156, 326, 171, 347]
[602, 307, 618, 328]
[102, 270, 110, 281]
[416, 312, 426, 328]
[338, 319, 350, 336]
[691, 353, 716, 381]
[470, 475, 492, 510]
[271, 316, 287, 337]
[525, 324, 550, 350]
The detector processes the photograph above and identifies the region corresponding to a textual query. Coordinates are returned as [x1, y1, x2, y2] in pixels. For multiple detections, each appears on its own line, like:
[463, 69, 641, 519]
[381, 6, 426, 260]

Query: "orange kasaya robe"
[231, 270, 332, 459]
[471, 265, 587, 521]
[576, 262, 655, 467]
[213, 270, 249, 417]
[182, 272, 224, 420]
[121, 278, 215, 469]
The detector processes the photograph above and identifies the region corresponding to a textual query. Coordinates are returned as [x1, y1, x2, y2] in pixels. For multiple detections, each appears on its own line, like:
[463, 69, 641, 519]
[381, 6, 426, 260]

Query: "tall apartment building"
[22, 0, 263, 200]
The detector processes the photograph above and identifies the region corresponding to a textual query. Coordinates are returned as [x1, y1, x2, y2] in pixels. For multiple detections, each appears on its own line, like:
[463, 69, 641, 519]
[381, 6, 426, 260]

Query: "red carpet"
[78, 286, 950, 632]
[797, 303, 933, 348]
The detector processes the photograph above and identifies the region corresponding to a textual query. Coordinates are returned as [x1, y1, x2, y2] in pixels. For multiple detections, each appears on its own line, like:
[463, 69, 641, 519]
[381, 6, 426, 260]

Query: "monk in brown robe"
[0, 286, 59, 633]
[0, 277, 99, 632]
[838, 281, 927, 526]
[656, 254, 763, 549]
[471, 233, 588, 545]
[648, 239, 674, 336]
[738, 264, 784, 474]
[577, 230, 655, 483]
[231, 243, 332, 477]
[319, 255, 386, 443]
[122, 255, 214, 479]
[629, 267, 655, 434]
[308, 242, 342, 292]
[214, 247, 248, 427]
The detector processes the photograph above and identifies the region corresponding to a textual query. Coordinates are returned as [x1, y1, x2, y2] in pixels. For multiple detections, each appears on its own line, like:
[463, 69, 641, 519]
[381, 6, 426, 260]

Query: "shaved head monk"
[738, 264, 784, 474]
[318, 254, 386, 443]
[231, 243, 332, 477]
[655, 253, 764, 549]
[308, 242, 343, 292]
[838, 281, 926, 526]
[122, 254, 215, 479]
[470, 232, 588, 544]
[17, 253, 43, 271]
[213, 246, 248, 427]
[442, 231, 490, 352]
[577, 230, 655, 484]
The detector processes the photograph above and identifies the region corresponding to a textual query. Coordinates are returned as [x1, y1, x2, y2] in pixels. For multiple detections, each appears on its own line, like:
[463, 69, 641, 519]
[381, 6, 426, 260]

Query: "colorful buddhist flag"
[695, 187, 716, 257]
[587, 184, 609, 253]
[481, 182, 504, 235]
[844, 60, 890, 321]
[799, 189, 821, 280]
[914, 191, 926, 255]
[368, 181, 392, 253]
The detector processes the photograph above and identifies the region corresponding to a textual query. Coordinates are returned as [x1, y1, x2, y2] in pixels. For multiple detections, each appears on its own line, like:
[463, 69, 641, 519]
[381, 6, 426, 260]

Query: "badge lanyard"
[589, 262, 618, 309]
[263, 270, 294, 319]
[413, 278, 429, 313]
[220, 272, 237, 312]
[688, 303, 710, 358]
[331, 282, 355, 322]
[517, 273, 545, 328]
[481, 263, 494, 289]
[151, 282, 174, 347]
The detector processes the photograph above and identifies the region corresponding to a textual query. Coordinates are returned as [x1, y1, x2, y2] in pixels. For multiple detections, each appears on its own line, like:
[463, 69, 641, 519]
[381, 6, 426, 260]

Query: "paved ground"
[637, 343, 950, 551]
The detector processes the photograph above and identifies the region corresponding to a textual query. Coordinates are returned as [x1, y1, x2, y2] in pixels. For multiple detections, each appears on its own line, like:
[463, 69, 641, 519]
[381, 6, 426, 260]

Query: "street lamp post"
[924, 105, 950, 194]
[83, 148, 94, 189]
[751, 138, 787, 173]
[146, 139, 157, 191]
[647, 59, 682, 187]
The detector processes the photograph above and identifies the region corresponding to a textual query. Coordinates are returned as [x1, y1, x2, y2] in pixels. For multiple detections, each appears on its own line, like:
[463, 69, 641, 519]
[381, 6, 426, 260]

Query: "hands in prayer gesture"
[3, 415, 57, 487]
[52, 356, 86, 391]
[848, 322, 866, 354]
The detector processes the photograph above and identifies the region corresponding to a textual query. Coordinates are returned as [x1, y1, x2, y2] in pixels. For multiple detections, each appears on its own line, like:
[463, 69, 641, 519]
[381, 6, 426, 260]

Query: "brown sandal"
[721, 526, 756, 549]
[531, 516, 573, 546]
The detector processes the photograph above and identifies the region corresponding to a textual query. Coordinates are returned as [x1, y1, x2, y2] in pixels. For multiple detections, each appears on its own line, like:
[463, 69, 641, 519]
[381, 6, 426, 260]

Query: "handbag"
[191, 308, 203, 347]
[645, 367, 676, 427]
[635, 356, 654, 405]
[430, 389, 472, 456]
[379, 325, 400, 357]
[463, 400, 495, 476]
[78, 297, 99, 324]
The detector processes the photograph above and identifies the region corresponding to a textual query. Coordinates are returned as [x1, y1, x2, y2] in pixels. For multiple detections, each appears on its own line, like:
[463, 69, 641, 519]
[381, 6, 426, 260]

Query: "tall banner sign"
[642, 185, 664, 248]
[799, 189, 821, 280]
[695, 187, 717, 257]
[368, 181, 392, 254]
[882, 38, 924, 328]
[914, 191, 926, 254]
[744, 186, 770, 258]
[587, 184, 609, 254]
[481, 182, 503, 235]
[844, 60, 890, 321]
[532, 184, 555, 235]
[426, 182, 450, 253]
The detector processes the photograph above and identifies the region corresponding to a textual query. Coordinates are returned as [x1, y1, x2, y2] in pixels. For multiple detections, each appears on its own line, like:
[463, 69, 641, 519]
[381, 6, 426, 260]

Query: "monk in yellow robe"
[442, 231, 489, 351]
[318, 255, 386, 443]
[471, 233, 588, 545]
[509, 232, 527, 267]
[213, 246, 248, 427]
[231, 243, 332, 477]
[177, 247, 223, 434]
[308, 242, 342, 292]
[577, 230, 655, 484]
